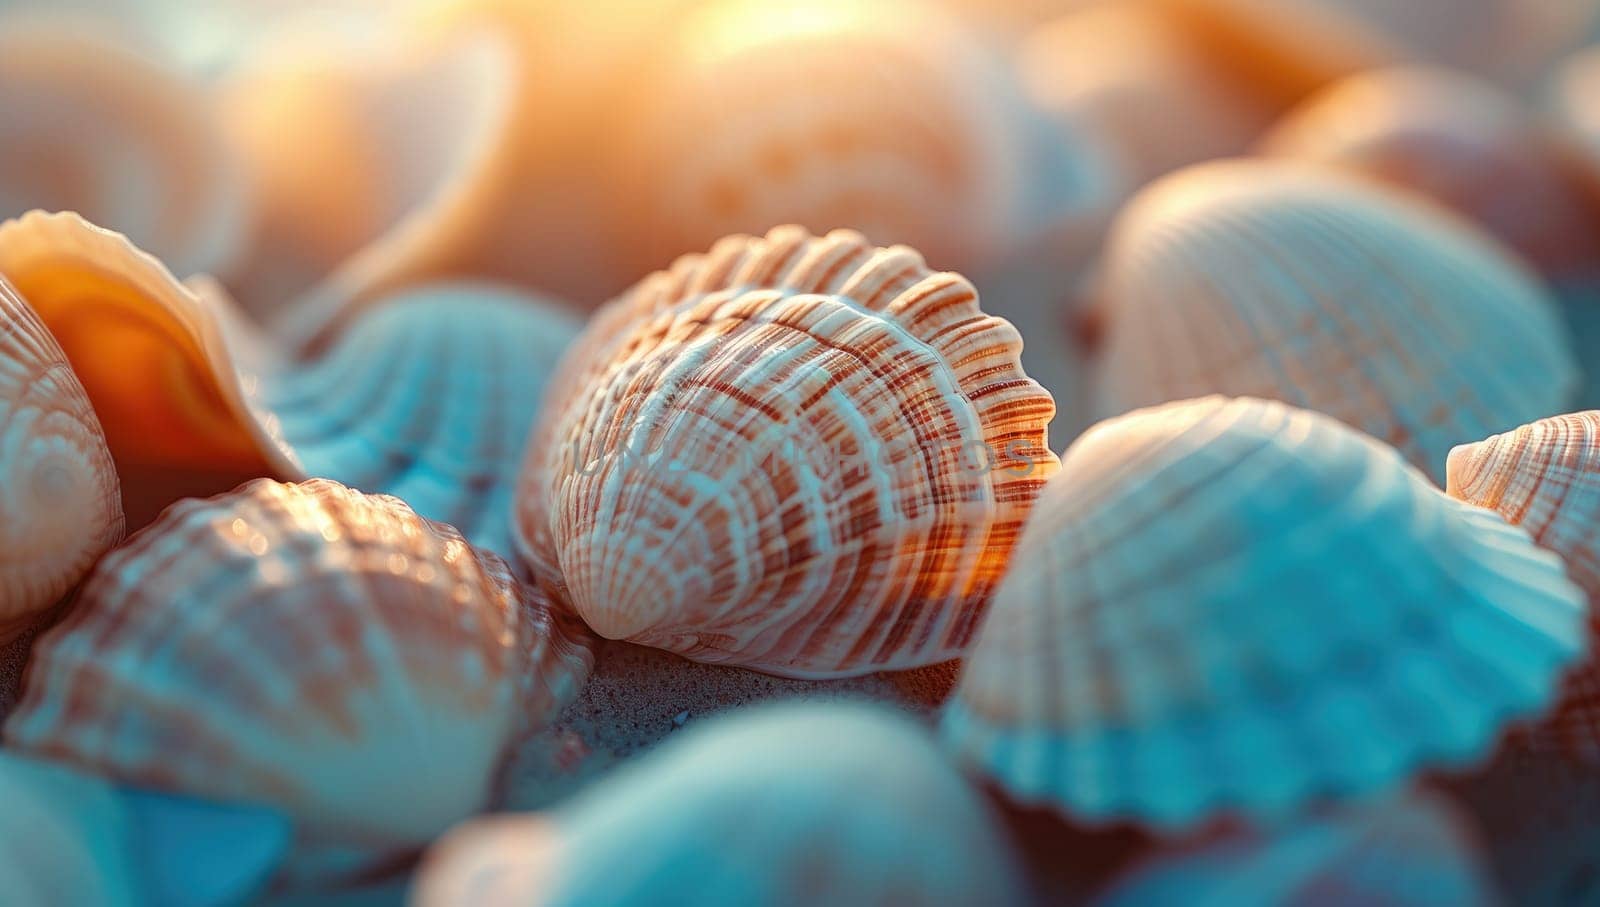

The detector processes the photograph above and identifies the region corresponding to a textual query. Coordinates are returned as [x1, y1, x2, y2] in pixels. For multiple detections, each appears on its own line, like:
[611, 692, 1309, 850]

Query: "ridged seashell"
[0, 211, 579, 554]
[1262, 66, 1600, 276]
[0, 275, 122, 643]
[602, 0, 1033, 277]
[0, 21, 247, 279]
[0, 751, 291, 907]
[4, 478, 595, 878]
[942, 396, 1587, 830]
[219, 25, 521, 339]
[414, 702, 1028, 907]
[1018, 3, 1277, 188]
[518, 226, 1060, 678]
[1092, 159, 1577, 485]
[1094, 792, 1498, 907]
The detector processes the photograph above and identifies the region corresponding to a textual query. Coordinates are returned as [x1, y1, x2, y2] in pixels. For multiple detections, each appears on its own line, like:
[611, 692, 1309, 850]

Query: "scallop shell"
[518, 226, 1060, 678]
[0, 21, 248, 279]
[0, 211, 579, 554]
[0, 751, 291, 907]
[1262, 66, 1600, 276]
[1092, 159, 1577, 485]
[4, 478, 595, 878]
[942, 396, 1587, 830]
[601, 0, 1034, 278]
[219, 25, 521, 341]
[1094, 791, 1498, 907]
[414, 702, 1028, 907]
[0, 275, 123, 642]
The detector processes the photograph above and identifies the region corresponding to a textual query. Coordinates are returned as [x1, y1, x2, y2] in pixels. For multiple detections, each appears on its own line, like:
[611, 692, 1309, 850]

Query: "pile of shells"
[5, 0, 1600, 904]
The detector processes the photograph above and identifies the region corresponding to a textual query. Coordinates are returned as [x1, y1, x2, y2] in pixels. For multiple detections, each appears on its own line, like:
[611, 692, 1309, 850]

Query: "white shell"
[942, 396, 1587, 830]
[0, 21, 248, 279]
[414, 702, 1028, 907]
[4, 478, 595, 879]
[1092, 159, 1577, 485]
[0, 274, 123, 641]
[1094, 791, 1498, 907]
[0, 751, 289, 907]
[0, 211, 579, 556]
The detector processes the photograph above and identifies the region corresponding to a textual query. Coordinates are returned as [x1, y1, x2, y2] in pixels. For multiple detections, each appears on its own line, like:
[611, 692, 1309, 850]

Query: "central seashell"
[518, 226, 1060, 678]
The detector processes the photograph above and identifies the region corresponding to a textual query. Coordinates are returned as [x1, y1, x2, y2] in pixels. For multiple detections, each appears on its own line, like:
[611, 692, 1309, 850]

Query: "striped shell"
[0, 211, 579, 555]
[0, 275, 122, 642]
[0, 751, 289, 907]
[4, 479, 594, 877]
[1092, 159, 1577, 485]
[1095, 792, 1497, 907]
[942, 396, 1587, 830]
[1262, 66, 1600, 275]
[414, 702, 1028, 907]
[518, 226, 1060, 678]
[0, 22, 247, 279]
[603, 0, 1028, 277]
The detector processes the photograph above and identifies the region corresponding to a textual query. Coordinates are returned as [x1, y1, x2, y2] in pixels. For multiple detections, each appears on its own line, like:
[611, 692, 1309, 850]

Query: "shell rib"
[519, 226, 1060, 678]
[942, 396, 1587, 830]
[1262, 66, 1600, 276]
[0, 275, 123, 642]
[0, 751, 290, 907]
[1447, 411, 1600, 762]
[0, 22, 247, 279]
[1095, 792, 1497, 907]
[1092, 159, 1577, 485]
[4, 479, 595, 876]
[414, 703, 1027, 907]
[0, 211, 579, 555]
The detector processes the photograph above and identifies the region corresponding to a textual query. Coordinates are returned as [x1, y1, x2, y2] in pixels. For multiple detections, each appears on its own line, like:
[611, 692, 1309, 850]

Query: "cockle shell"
[0, 211, 580, 554]
[942, 396, 1587, 830]
[518, 225, 1060, 678]
[0, 275, 122, 642]
[414, 702, 1028, 907]
[1092, 159, 1577, 485]
[601, 0, 1032, 277]
[0, 21, 248, 279]
[0, 751, 291, 907]
[1262, 66, 1600, 276]
[4, 478, 595, 879]
[1094, 792, 1498, 907]
[1447, 411, 1600, 762]
[219, 25, 521, 339]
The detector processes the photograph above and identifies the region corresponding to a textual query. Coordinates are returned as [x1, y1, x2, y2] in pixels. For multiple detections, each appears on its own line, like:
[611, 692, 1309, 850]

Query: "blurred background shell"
[0, 751, 291, 907]
[0, 275, 123, 643]
[0, 20, 249, 281]
[1091, 159, 1577, 485]
[4, 478, 595, 881]
[942, 396, 1587, 830]
[0, 211, 580, 551]
[1093, 791, 1499, 906]
[1262, 65, 1600, 276]
[521, 226, 1059, 678]
[414, 702, 1029, 907]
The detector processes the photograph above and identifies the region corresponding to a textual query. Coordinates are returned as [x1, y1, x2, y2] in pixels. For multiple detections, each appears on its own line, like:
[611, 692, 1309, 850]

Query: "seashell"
[1091, 158, 1577, 486]
[518, 225, 1060, 678]
[0, 275, 123, 643]
[414, 702, 1028, 907]
[0, 750, 291, 907]
[4, 478, 595, 879]
[1094, 791, 1498, 907]
[219, 25, 522, 340]
[942, 396, 1587, 830]
[0, 211, 580, 554]
[0, 21, 248, 280]
[600, 0, 1039, 278]
[1262, 66, 1600, 276]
